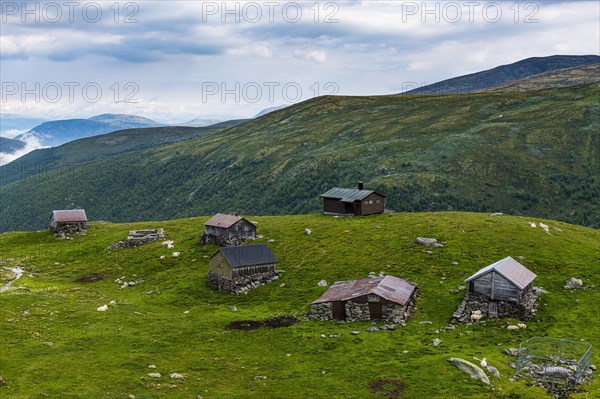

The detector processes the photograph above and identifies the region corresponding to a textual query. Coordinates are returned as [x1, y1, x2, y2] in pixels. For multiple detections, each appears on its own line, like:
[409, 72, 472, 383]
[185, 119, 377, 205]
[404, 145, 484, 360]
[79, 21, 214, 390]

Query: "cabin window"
[364, 201, 368, 205]
[369, 200, 373, 204]
[368, 294, 380, 303]
[375, 199, 380, 204]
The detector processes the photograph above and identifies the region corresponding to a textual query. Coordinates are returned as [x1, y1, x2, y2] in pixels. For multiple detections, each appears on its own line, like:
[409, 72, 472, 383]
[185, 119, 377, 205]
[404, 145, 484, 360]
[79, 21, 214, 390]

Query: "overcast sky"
[1, 0, 599, 122]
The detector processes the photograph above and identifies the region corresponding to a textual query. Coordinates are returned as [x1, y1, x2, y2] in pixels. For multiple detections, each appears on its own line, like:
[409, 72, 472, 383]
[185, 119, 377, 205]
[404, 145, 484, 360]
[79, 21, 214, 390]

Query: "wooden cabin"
[49, 209, 88, 233]
[207, 243, 278, 294]
[310, 276, 418, 322]
[321, 182, 385, 216]
[458, 256, 537, 320]
[204, 213, 257, 240]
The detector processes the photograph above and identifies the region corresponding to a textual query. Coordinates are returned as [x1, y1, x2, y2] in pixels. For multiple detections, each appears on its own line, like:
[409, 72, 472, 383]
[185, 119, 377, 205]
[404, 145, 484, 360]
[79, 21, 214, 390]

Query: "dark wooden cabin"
[204, 213, 257, 240]
[321, 182, 385, 216]
[310, 276, 418, 322]
[49, 209, 88, 232]
[207, 243, 278, 293]
[464, 256, 537, 317]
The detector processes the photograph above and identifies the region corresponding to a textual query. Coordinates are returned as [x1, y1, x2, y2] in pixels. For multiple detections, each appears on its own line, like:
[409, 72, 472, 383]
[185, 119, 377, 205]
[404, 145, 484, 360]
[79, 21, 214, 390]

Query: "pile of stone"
[108, 229, 165, 250]
[451, 290, 538, 323]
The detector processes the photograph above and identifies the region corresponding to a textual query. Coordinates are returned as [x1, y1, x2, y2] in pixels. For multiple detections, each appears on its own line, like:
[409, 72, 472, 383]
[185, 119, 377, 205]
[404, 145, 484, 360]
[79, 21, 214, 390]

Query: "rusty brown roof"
[311, 276, 417, 305]
[465, 256, 536, 289]
[204, 213, 252, 229]
[51, 209, 87, 222]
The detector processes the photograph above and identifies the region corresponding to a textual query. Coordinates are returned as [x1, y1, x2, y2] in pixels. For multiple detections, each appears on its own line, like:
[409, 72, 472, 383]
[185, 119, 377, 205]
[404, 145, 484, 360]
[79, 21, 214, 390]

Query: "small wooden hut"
[453, 256, 538, 321]
[202, 213, 257, 246]
[309, 275, 418, 322]
[207, 243, 278, 294]
[321, 182, 385, 216]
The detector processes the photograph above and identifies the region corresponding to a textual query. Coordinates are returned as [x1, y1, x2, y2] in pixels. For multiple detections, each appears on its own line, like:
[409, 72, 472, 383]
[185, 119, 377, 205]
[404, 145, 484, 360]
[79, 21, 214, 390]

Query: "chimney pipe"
[358, 182, 364, 190]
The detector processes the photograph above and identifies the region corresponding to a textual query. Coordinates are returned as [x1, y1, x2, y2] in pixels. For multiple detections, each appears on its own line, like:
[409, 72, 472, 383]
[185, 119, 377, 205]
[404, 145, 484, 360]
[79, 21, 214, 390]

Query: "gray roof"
[312, 276, 417, 305]
[215, 244, 277, 268]
[321, 187, 384, 203]
[465, 256, 536, 289]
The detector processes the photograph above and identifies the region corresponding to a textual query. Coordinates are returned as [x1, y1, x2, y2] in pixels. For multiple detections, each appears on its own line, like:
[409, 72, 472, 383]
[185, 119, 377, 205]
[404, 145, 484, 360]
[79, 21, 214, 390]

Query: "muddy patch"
[75, 274, 105, 283]
[369, 379, 406, 398]
[226, 316, 299, 331]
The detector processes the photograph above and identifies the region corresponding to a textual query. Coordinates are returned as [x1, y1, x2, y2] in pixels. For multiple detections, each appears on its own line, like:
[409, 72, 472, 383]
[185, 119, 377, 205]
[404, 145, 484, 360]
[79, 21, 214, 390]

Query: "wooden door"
[369, 303, 382, 320]
[332, 302, 346, 320]
[488, 301, 498, 318]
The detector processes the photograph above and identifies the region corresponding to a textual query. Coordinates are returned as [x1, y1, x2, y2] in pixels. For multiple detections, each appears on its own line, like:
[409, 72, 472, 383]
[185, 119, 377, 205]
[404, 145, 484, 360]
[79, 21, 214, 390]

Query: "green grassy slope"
[0, 84, 599, 232]
[0, 212, 599, 398]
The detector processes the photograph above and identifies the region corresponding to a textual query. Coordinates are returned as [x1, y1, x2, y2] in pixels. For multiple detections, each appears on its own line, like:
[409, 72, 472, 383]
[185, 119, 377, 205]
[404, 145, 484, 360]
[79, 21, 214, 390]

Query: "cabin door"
[332, 302, 346, 320]
[369, 303, 382, 320]
[488, 301, 498, 318]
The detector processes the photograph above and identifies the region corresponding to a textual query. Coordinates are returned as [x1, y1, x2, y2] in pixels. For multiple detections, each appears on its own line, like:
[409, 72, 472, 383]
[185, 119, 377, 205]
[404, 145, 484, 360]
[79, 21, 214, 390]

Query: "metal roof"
[214, 243, 277, 268]
[321, 187, 384, 203]
[312, 276, 417, 305]
[465, 256, 536, 289]
[205, 213, 253, 229]
[51, 209, 88, 222]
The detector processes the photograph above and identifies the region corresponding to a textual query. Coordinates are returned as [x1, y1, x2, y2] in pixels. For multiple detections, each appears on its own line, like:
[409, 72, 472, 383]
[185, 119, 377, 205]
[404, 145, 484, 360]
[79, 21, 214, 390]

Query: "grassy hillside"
[0, 84, 599, 232]
[0, 212, 598, 398]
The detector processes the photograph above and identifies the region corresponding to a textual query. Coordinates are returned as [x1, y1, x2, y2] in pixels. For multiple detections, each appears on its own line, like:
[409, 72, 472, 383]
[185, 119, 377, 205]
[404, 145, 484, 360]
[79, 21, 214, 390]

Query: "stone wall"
[452, 290, 539, 323]
[345, 301, 370, 322]
[53, 223, 89, 234]
[207, 270, 279, 295]
[308, 303, 332, 320]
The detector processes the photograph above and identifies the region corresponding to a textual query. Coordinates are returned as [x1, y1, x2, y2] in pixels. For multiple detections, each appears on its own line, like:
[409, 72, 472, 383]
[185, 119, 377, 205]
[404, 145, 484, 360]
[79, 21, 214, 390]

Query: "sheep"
[167, 244, 174, 249]
[160, 255, 166, 260]
[507, 325, 520, 331]
[529, 222, 537, 228]
[109, 300, 116, 306]
[470, 314, 483, 323]
[517, 323, 527, 329]
[480, 358, 487, 368]
[97, 305, 108, 312]
[172, 252, 180, 257]
[471, 310, 482, 316]
[162, 240, 174, 246]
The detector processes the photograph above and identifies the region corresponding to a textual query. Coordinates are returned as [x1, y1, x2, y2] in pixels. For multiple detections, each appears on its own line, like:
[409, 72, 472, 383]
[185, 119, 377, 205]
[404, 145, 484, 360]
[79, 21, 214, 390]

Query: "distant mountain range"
[0, 113, 49, 135]
[0, 137, 25, 153]
[14, 114, 162, 147]
[405, 54, 600, 95]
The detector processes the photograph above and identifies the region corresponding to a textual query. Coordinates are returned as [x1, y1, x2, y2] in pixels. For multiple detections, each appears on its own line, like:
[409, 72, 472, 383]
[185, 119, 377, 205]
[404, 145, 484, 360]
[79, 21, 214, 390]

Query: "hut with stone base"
[452, 256, 538, 322]
[207, 243, 278, 294]
[309, 275, 418, 323]
[49, 209, 88, 233]
[201, 213, 257, 246]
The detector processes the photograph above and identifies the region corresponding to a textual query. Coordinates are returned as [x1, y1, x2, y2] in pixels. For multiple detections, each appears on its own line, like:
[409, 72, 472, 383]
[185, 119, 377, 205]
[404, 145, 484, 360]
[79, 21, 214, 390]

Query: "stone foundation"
[52, 223, 89, 234]
[308, 303, 333, 320]
[308, 299, 414, 323]
[452, 291, 539, 323]
[345, 301, 371, 322]
[200, 234, 254, 247]
[207, 270, 279, 295]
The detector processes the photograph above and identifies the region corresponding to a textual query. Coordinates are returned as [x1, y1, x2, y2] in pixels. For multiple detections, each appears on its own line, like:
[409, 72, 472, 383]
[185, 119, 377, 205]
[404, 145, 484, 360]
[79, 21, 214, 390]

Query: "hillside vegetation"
[1, 83, 598, 232]
[0, 212, 598, 398]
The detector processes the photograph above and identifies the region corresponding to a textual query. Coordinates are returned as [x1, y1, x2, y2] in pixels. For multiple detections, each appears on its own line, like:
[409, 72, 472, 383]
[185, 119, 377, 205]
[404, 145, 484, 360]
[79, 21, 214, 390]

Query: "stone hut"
[49, 209, 88, 233]
[309, 275, 418, 323]
[207, 243, 278, 294]
[201, 213, 257, 246]
[452, 256, 538, 322]
[321, 182, 385, 216]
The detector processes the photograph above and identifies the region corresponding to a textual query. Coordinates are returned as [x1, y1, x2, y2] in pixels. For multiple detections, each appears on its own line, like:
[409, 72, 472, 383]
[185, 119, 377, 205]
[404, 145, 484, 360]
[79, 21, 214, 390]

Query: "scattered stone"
[564, 278, 583, 290]
[451, 261, 459, 265]
[147, 373, 161, 378]
[553, 226, 563, 232]
[23, 310, 31, 317]
[304, 229, 312, 235]
[109, 300, 116, 306]
[489, 212, 504, 216]
[518, 256, 526, 260]
[426, 250, 434, 255]
[503, 348, 520, 357]
[267, 239, 275, 243]
[97, 305, 108, 312]
[433, 338, 441, 347]
[279, 283, 285, 287]
[448, 357, 490, 385]
[458, 285, 466, 291]
[148, 365, 157, 369]
[184, 310, 190, 314]
[329, 334, 341, 338]
[590, 365, 596, 371]
[231, 306, 238, 312]
[415, 237, 438, 246]
[351, 331, 360, 335]
[254, 376, 267, 380]
[317, 280, 328, 287]
[486, 365, 501, 379]
[367, 327, 379, 332]
[320, 334, 326, 338]
[172, 252, 180, 257]
[533, 286, 548, 294]
[419, 321, 432, 325]
[432, 243, 444, 248]
[44, 341, 53, 347]
[128, 395, 135, 399]
[170, 373, 185, 379]
[529, 222, 537, 228]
